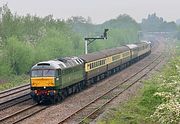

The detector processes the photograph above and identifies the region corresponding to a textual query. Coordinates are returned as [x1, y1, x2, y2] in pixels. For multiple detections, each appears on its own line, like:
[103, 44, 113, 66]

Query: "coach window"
[89, 64, 92, 69]
[87, 64, 90, 69]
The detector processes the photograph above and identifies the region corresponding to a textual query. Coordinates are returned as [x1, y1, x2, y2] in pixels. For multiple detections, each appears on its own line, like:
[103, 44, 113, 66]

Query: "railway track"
[0, 85, 30, 101]
[58, 52, 166, 124]
[0, 84, 29, 98]
[0, 84, 31, 110]
[0, 103, 48, 124]
[0, 85, 45, 124]
[0, 93, 31, 111]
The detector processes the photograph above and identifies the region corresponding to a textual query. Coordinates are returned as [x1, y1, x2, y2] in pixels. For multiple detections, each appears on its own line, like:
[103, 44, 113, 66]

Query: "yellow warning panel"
[31, 77, 55, 87]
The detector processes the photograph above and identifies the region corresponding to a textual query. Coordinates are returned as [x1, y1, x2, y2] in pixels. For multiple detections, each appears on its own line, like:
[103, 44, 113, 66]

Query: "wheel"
[61, 89, 68, 100]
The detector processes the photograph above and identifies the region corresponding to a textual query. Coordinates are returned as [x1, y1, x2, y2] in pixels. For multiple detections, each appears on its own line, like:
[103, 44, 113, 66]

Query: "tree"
[141, 13, 177, 32]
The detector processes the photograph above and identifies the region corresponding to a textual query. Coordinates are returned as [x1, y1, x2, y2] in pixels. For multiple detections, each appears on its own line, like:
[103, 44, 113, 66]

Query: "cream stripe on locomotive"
[85, 50, 131, 72]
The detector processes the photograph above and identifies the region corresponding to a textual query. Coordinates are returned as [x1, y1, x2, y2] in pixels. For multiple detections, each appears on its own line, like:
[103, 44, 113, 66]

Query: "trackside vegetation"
[98, 41, 180, 124]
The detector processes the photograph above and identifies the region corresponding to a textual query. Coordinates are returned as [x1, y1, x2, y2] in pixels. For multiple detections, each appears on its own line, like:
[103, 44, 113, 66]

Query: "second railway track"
[0, 84, 31, 111]
[0, 84, 30, 98]
[0, 93, 31, 111]
[0, 103, 49, 124]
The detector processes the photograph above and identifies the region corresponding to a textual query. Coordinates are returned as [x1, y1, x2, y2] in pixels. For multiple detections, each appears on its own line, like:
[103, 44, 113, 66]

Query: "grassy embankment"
[98, 40, 180, 124]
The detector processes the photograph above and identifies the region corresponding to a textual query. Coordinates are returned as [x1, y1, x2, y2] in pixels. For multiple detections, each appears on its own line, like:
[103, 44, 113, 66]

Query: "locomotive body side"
[136, 41, 151, 57]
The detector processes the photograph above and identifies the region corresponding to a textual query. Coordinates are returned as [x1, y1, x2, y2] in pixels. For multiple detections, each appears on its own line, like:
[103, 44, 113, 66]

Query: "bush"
[150, 58, 180, 124]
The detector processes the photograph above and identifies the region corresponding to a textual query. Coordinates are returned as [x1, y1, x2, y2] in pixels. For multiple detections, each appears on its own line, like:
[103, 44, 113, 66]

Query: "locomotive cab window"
[57, 70, 61, 77]
[31, 69, 56, 77]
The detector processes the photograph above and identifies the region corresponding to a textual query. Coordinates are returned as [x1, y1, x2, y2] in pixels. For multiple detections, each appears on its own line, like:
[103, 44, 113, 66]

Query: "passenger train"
[30, 41, 151, 103]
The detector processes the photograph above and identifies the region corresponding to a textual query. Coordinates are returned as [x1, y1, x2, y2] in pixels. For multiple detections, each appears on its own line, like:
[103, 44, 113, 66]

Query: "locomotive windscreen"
[31, 69, 56, 77]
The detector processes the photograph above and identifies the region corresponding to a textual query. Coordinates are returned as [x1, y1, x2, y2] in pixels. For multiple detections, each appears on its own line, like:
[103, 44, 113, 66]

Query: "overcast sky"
[0, 0, 179, 24]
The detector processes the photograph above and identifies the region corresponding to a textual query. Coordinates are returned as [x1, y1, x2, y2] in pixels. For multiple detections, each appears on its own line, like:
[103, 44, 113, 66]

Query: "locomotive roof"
[31, 57, 84, 70]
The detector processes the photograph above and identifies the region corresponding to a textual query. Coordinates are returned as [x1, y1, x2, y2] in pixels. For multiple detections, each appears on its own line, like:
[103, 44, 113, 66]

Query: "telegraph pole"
[84, 29, 109, 54]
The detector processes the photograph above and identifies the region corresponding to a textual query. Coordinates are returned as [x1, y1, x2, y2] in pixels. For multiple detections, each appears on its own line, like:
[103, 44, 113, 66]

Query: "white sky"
[0, 0, 179, 24]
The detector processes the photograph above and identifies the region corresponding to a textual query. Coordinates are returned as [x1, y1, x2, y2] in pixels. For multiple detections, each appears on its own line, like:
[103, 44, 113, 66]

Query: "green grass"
[0, 75, 29, 91]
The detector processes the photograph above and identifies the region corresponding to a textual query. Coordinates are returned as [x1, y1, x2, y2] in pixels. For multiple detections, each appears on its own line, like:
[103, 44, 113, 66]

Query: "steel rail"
[0, 84, 29, 95]
[0, 93, 31, 111]
[0, 103, 49, 124]
[0, 87, 30, 99]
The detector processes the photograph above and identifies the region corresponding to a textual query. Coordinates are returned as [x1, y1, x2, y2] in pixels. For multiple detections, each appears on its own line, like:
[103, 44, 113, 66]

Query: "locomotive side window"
[57, 70, 61, 77]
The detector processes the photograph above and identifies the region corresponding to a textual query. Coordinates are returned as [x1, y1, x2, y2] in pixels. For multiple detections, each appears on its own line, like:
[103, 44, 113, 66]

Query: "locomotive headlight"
[56, 78, 59, 81]
[44, 86, 46, 89]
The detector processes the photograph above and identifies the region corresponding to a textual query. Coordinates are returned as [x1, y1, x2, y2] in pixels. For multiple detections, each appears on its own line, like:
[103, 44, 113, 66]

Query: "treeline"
[141, 13, 177, 32]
